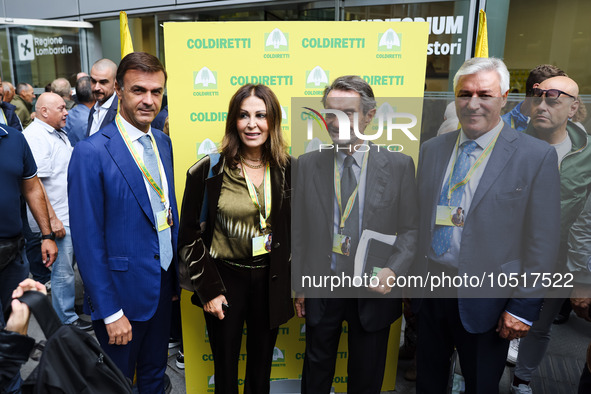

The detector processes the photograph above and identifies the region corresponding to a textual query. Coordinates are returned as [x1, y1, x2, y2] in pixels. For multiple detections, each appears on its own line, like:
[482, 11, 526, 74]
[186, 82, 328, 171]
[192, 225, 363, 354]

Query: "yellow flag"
[120, 11, 134, 58]
[474, 9, 488, 58]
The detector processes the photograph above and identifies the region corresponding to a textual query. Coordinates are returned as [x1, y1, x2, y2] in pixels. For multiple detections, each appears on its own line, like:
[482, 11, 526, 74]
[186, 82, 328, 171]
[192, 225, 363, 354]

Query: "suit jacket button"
[273, 242, 280, 249]
[154, 254, 160, 260]
[272, 275, 278, 281]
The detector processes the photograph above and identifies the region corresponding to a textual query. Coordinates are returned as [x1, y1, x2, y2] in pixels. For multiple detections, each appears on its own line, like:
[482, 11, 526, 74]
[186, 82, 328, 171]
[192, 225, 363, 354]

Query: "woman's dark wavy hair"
[221, 84, 289, 168]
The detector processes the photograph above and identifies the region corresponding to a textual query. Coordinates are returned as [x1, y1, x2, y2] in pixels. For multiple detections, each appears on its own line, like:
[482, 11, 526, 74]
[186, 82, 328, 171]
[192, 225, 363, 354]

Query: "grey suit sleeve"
[568, 193, 591, 286]
[386, 155, 419, 276]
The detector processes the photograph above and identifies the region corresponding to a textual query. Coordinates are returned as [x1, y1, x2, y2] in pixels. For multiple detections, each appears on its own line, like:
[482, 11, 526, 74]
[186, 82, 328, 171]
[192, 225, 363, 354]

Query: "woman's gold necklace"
[240, 155, 264, 169]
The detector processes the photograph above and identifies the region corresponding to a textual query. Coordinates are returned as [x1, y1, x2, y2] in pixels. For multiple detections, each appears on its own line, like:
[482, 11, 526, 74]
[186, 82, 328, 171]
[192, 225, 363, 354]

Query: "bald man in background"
[23, 93, 92, 331]
[511, 76, 591, 394]
[87, 58, 118, 138]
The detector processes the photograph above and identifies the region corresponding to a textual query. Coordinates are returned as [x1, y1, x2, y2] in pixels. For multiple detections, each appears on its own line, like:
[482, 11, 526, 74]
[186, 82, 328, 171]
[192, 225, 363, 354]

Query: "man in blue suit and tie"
[68, 52, 178, 393]
[414, 57, 561, 393]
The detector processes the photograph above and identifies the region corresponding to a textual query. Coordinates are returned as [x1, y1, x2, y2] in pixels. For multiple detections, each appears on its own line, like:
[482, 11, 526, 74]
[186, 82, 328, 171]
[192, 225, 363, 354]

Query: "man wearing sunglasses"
[501, 65, 566, 131]
[511, 76, 591, 394]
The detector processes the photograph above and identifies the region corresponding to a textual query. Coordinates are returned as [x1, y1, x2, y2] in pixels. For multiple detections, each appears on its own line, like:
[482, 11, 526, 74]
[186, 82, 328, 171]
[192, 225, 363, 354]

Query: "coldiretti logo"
[197, 139, 219, 157]
[378, 28, 402, 52]
[362, 75, 404, 86]
[305, 66, 329, 89]
[187, 37, 251, 49]
[272, 347, 286, 363]
[208, 375, 215, 388]
[302, 37, 365, 49]
[265, 28, 289, 51]
[300, 323, 306, 336]
[194, 67, 218, 90]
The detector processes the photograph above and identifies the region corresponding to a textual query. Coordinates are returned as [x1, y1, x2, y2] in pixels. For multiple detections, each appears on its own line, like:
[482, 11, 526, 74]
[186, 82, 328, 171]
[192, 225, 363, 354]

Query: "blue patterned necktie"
[138, 134, 172, 271]
[431, 140, 478, 256]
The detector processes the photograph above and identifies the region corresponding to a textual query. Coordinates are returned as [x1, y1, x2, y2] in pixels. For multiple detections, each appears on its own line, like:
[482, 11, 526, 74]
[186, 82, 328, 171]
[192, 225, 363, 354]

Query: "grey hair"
[51, 78, 71, 98]
[322, 75, 376, 114]
[453, 57, 510, 95]
[16, 83, 31, 95]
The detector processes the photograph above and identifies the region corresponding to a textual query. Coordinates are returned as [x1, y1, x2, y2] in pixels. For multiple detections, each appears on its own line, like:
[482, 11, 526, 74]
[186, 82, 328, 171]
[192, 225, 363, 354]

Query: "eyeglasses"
[532, 88, 576, 100]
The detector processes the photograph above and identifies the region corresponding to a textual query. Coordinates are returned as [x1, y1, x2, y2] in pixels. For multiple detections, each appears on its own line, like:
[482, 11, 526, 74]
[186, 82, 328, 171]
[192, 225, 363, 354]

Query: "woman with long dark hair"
[178, 84, 293, 393]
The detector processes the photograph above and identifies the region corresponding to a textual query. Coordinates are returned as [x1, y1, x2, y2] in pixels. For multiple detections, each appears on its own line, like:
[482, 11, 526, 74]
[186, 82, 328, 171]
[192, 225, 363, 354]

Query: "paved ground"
[19, 272, 591, 393]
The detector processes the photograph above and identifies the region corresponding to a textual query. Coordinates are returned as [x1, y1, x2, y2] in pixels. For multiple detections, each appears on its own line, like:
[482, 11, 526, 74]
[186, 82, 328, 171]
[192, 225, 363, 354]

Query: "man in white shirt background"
[23, 92, 92, 331]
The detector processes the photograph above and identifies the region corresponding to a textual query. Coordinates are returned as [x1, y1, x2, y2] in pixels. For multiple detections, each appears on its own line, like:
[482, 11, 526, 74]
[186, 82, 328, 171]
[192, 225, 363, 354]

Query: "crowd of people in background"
[1, 52, 591, 394]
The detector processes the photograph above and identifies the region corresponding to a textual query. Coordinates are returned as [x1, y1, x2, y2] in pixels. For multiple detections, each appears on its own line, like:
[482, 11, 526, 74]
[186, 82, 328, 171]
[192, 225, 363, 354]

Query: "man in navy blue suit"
[68, 52, 179, 393]
[414, 57, 561, 393]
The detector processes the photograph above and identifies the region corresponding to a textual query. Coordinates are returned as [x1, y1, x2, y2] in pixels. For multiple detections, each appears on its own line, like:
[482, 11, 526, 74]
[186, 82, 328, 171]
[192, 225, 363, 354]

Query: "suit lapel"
[270, 164, 285, 222]
[101, 99, 119, 130]
[153, 132, 174, 200]
[362, 145, 388, 228]
[104, 126, 155, 226]
[86, 106, 95, 137]
[313, 150, 335, 236]
[469, 125, 517, 213]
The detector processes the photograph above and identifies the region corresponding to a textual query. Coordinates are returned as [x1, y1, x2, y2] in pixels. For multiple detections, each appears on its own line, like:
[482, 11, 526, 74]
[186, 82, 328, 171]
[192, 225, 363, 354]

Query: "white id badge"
[332, 233, 352, 256]
[252, 233, 272, 256]
[435, 205, 465, 227]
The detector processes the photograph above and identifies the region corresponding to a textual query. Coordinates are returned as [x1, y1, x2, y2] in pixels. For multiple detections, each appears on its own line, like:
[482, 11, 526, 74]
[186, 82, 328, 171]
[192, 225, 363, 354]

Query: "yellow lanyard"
[242, 162, 272, 232]
[445, 132, 500, 201]
[115, 114, 166, 204]
[333, 152, 369, 231]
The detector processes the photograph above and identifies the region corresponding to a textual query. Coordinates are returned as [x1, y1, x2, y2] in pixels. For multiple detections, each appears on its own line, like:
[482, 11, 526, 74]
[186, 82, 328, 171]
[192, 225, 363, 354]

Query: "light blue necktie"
[431, 140, 478, 256]
[138, 134, 172, 271]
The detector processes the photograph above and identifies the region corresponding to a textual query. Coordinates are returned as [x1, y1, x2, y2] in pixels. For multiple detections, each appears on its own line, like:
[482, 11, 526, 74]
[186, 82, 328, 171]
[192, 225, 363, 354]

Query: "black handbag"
[9, 291, 133, 394]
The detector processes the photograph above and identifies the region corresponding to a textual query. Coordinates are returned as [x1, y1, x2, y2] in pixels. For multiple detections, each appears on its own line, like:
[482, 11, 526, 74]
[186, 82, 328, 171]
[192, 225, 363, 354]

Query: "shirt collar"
[119, 114, 153, 143]
[336, 140, 368, 168]
[32, 118, 60, 134]
[95, 94, 116, 111]
[459, 119, 503, 150]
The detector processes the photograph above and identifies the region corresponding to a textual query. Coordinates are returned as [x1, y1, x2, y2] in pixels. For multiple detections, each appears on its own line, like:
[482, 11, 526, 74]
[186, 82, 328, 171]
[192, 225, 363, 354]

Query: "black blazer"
[85, 95, 118, 137]
[178, 155, 294, 329]
[293, 145, 418, 332]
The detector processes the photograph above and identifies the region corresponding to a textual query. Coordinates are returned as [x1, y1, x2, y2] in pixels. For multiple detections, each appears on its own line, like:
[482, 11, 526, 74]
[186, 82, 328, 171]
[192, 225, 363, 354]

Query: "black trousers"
[416, 298, 509, 394]
[301, 298, 390, 394]
[204, 261, 278, 394]
[579, 362, 591, 394]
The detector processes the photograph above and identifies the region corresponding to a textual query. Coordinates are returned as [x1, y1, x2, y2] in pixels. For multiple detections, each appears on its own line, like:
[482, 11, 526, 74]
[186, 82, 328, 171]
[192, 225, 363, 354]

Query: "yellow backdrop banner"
[164, 21, 428, 393]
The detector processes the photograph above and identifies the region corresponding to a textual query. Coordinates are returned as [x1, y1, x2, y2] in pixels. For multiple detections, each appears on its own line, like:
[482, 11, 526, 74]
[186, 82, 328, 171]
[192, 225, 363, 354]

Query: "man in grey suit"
[414, 57, 561, 393]
[294, 75, 418, 393]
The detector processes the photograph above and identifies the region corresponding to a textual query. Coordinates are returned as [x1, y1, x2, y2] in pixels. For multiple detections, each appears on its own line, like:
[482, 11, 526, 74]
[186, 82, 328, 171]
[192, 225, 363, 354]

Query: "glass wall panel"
[344, 1, 471, 92]
[9, 25, 81, 88]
